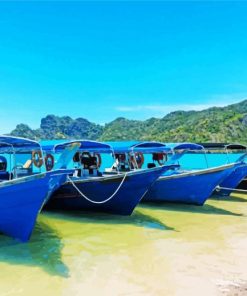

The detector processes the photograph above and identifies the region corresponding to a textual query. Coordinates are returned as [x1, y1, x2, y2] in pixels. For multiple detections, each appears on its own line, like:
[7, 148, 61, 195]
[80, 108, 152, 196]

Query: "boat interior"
[107, 152, 169, 172]
[67, 151, 162, 180]
[0, 136, 46, 182]
[0, 152, 43, 182]
[72, 151, 104, 178]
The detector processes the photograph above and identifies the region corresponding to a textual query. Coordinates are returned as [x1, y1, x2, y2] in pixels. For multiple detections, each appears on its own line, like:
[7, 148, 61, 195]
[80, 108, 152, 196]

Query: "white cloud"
[116, 96, 247, 116]
[116, 103, 222, 113]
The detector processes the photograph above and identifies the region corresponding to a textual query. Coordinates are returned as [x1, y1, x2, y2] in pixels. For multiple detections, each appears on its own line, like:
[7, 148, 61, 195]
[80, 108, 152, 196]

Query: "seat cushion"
[0, 171, 10, 180]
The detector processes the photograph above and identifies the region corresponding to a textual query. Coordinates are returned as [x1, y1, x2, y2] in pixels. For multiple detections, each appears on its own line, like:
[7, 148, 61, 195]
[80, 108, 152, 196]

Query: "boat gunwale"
[0, 169, 70, 188]
[64, 165, 168, 184]
[157, 163, 237, 181]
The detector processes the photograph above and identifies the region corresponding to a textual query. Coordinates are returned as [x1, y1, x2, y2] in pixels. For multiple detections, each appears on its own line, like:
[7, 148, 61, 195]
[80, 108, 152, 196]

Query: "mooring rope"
[216, 186, 247, 194]
[67, 173, 128, 204]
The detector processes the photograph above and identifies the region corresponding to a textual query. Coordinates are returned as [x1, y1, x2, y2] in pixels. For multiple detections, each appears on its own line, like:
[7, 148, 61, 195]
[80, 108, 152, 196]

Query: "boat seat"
[0, 171, 10, 181]
[73, 168, 101, 177]
[83, 168, 99, 176]
[15, 168, 32, 177]
[81, 156, 97, 169]
[148, 163, 156, 168]
[0, 156, 7, 174]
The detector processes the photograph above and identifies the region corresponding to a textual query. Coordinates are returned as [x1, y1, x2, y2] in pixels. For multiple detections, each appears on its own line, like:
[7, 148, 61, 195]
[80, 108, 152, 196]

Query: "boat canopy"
[107, 141, 169, 154]
[198, 143, 228, 149]
[43, 140, 206, 155]
[225, 144, 247, 150]
[43, 140, 113, 154]
[0, 136, 40, 152]
[164, 143, 204, 151]
[198, 143, 247, 151]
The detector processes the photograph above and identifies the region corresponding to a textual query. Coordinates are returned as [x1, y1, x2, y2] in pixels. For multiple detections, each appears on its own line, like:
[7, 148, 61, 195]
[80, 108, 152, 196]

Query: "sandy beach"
[0, 193, 247, 295]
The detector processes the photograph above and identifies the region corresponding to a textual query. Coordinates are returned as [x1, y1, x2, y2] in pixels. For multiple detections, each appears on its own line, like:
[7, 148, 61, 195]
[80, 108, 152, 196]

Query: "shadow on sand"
[0, 222, 69, 278]
[210, 193, 247, 203]
[140, 201, 243, 217]
[44, 209, 176, 232]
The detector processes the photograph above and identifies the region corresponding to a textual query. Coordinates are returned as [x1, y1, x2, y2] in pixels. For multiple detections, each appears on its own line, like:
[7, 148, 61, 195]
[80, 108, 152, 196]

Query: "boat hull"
[217, 163, 247, 196]
[45, 166, 170, 215]
[238, 178, 247, 190]
[143, 164, 237, 205]
[0, 170, 70, 242]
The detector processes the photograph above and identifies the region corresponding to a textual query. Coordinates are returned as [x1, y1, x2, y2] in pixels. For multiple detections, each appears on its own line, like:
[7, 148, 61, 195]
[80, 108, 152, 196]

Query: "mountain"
[10, 100, 247, 143]
[100, 100, 247, 143]
[10, 115, 103, 140]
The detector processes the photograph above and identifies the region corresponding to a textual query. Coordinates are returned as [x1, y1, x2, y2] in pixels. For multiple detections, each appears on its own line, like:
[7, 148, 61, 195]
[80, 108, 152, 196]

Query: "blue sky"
[0, 1, 247, 133]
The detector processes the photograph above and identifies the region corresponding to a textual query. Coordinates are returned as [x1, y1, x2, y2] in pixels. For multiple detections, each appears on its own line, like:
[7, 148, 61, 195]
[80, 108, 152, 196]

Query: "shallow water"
[1, 193, 247, 295]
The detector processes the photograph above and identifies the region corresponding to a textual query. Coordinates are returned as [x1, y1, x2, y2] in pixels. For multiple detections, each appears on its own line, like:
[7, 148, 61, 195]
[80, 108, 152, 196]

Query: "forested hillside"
[10, 100, 247, 143]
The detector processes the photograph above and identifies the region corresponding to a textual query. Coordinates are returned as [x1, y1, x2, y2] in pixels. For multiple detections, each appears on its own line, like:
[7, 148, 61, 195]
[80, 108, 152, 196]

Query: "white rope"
[67, 173, 128, 204]
[216, 186, 247, 193]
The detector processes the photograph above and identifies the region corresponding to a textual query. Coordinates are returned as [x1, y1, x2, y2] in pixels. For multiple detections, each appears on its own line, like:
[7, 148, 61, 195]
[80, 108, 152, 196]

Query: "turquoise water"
[177, 152, 244, 169]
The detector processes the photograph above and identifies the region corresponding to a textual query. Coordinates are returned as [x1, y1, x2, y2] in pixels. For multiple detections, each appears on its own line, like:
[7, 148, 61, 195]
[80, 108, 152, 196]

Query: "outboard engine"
[80, 152, 98, 176]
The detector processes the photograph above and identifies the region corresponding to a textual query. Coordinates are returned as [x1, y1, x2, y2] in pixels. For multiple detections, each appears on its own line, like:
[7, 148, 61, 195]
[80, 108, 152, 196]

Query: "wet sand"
[0, 193, 247, 295]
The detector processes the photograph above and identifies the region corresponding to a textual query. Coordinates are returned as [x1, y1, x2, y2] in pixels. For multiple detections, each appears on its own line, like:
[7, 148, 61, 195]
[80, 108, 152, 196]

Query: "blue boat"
[199, 143, 247, 196]
[43, 140, 175, 215]
[0, 136, 72, 242]
[140, 143, 239, 205]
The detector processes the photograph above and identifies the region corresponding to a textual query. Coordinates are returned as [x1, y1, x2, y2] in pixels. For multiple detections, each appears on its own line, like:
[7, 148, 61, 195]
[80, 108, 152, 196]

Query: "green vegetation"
[10, 115, 103, 140]
[10, 100, 247, 144]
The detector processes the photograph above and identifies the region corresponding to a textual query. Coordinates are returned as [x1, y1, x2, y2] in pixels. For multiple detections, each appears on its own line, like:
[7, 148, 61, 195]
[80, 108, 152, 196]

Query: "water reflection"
[0, 222, 69, 278]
